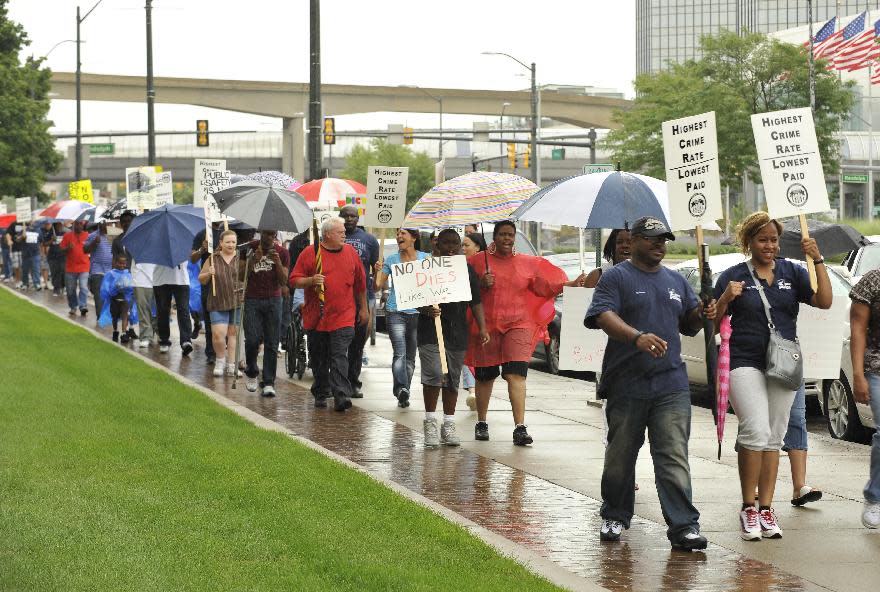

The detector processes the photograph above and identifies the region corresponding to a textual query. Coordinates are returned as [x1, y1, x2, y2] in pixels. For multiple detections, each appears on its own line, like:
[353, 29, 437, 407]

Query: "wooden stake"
[377, 228, 386, 272]
[799, 213, 818, 293]
[210, 252, 216, 296]
[433, 305, 448, 375]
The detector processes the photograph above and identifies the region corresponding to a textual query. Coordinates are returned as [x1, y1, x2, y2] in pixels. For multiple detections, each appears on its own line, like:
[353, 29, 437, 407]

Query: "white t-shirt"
[131, 261, 156, 288]
[152, 263, 189, 286]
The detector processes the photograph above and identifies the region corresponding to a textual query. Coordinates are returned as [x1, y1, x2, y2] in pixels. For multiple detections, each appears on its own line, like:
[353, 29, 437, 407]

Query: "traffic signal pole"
[308, 0, 322, 182]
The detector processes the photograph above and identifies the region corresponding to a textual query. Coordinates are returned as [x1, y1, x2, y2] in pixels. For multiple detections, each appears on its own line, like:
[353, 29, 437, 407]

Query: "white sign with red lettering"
[559, 287, 608, 372]
[391, 255, 470, 309]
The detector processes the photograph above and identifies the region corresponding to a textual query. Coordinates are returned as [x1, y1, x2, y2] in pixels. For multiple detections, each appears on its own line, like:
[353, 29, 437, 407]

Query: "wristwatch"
[631, 330, 644, 344]
[813, 258, 825, 265]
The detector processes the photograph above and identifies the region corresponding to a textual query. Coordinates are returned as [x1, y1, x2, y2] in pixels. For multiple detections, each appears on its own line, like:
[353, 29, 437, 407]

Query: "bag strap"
[745, 260, 778, 333]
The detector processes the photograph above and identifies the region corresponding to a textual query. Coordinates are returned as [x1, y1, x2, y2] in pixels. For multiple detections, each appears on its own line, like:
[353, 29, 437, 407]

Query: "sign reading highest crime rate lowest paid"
[391, 255, 471, 310]
[364, 166, 408, 228]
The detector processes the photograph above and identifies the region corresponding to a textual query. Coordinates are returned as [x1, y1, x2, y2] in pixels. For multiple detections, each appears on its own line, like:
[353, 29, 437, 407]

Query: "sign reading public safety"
[662, 111, 722, 231]
[364, 166, 408, 228]
[751, 107, 830, 219]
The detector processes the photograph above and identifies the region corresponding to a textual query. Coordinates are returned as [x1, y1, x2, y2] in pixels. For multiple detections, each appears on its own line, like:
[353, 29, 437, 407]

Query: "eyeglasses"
[636, 235, 668, 245]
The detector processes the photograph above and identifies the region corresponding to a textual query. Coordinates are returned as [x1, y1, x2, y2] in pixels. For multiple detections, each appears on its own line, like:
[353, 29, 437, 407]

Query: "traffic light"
[507, 143, 517, 169]
[196, 119, 209, 147]
[403, 127, 414, 145]
[523, 145, 531, 169]
[323, 117, 335, 145]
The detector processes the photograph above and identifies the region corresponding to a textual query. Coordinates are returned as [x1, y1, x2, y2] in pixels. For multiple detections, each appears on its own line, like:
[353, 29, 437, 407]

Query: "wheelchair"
[284, 305, 308, 380]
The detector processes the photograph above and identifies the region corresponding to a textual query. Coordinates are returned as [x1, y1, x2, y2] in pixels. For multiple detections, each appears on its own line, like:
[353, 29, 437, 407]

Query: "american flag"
[806, 17, 837, 48]
[833, 19, 880, 71]
[871, 64, 880, 85]
[815, 12, 866, 61]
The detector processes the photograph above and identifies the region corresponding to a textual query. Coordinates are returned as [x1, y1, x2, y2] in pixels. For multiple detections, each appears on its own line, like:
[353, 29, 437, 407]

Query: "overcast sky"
[9, 0, 636, 132]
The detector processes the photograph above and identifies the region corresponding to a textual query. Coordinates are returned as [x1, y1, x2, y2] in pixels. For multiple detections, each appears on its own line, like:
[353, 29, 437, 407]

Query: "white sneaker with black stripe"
[739, 506, 761, 541]
[759, 508, 782, 539]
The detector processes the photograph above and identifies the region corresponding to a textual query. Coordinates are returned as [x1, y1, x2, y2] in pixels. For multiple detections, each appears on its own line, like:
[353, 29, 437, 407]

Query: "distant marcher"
[191, 224, 224, 365]
[18, 222, 46, 291]
[99, 253, 137, 343]
[153, 262, 193, 356]
[198, 230, 243, 378]
[418, 229, 489, 448]
[10, 223, 23, 287]
[586, 216, 713, 551]
[60, 219, 91, 316]
[291, 218, 368, 411]
[375, 228, 428, 407]
[1, 224, 13, 282]
[241, 229, 290, 397]
[461, 231, 488, 410]
[46, 222, 67, 296]
[783, 383, 823, 507]
[38, 220, 53, 289]
[111, 211, 135, 270]
[83, 221, 113, 315]
[340, 205, 380, 398]
[714, 212, 831, 541]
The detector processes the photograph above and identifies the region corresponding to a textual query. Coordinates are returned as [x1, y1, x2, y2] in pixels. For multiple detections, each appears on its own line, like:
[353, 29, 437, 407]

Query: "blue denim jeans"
[782, 383, 808, 452]
[243, 296, 282, 387]
[1, 248, 11, 279]
[21, 253, 40, 287]
[65, 271, 89, 311]
[387, 311, 419, 396]
[602, 390, 700, 541]
[461, 364, 475, 390]
[865, 374, 880, 503]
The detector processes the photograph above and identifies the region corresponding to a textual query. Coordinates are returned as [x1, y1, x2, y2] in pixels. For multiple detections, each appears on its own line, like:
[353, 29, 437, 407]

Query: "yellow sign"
[68, 179, 94, 204]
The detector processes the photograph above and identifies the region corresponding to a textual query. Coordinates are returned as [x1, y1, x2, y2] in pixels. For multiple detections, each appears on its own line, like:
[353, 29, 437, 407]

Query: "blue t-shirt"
[383, 251, 429, 314]
[714, 259, 812, 372]
[345, 227, 380, 299]
[585, 260, 700, 399]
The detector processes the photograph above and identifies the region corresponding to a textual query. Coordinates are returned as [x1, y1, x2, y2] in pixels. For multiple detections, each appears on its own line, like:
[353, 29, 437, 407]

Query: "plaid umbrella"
[403, 171, 538, 227]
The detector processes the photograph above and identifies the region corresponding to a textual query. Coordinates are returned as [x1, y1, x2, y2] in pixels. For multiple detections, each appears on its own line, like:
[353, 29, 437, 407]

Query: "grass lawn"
[0, 289, 561, 592]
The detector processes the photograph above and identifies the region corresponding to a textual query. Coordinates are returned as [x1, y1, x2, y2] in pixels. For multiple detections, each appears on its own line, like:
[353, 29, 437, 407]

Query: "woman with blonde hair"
[199, 230, 243, 378]
[713, 211, 832, 541]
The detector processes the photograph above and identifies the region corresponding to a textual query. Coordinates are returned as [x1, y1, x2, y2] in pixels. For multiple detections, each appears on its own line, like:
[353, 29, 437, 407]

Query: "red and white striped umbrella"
[296, 178, 367, 209]
[37, 200, 94, 220]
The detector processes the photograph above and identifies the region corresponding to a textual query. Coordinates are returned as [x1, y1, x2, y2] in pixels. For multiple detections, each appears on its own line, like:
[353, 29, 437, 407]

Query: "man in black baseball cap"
[630, 216, 675, 241]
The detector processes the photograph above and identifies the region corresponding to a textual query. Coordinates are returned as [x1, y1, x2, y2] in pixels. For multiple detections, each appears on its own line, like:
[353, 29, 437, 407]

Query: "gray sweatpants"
[135, 286, 157, 341]
[729, 366, 796, 452]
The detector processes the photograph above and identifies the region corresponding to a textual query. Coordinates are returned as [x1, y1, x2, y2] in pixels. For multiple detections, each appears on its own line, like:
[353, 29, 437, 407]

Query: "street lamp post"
[499, 102, 510, 173]
[415, 87, 443, 160]
[145, 0, 156, 166]
[75, 0, 105, 181]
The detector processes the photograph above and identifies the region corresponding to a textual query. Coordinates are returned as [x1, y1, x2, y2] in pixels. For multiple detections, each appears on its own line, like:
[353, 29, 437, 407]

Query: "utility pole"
[75, 0, 105, 180]
[530, 61, 538, 186]
[146, 0, 156, 166]
[308, 0, 322, 181]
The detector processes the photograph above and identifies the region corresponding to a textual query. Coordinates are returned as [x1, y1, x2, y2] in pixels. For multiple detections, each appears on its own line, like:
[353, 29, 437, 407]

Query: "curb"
[2, 285, 605, 592]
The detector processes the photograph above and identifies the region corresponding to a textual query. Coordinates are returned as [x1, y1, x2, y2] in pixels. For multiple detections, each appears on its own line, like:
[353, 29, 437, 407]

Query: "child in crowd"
[99, 253, 138, 343]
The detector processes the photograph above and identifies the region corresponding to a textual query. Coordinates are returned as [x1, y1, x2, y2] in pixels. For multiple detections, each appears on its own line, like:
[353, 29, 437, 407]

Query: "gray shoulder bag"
[746, 261, 802, 391]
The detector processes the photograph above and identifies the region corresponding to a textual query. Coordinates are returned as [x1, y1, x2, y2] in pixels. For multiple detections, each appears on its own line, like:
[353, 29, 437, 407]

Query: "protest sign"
[155, 172, 174, 207]
[345, 193, 367, 216]
[751, 107, 830, 219]
[797, 299, 848, 380]
[125, 166, 157, 213]
[0, 203, 6, 215]
[193, 159, 228, 208]
[391, 255, 470, 309]
[558, 287, 609, 372]
[662, 111, 722, 231]
[313, 207, 339, 226]
[68, 179, 94, 204]
[15, 197, 31, 223]
[364, 166, 408, 228]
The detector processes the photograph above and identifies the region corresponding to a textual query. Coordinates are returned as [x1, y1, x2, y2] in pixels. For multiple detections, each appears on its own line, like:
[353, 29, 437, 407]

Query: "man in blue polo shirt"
[585, 216, 716, 552]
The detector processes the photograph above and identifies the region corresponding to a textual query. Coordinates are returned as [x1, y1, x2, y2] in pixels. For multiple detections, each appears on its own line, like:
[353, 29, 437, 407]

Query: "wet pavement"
[11, 284, 879, 592]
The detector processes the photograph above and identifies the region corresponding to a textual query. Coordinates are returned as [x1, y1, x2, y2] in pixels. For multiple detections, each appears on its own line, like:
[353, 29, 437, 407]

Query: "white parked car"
[674, 253, 875, 442]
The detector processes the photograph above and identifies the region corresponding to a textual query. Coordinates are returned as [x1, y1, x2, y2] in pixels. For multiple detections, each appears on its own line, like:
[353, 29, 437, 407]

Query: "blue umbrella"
[119, 204, 205, 267]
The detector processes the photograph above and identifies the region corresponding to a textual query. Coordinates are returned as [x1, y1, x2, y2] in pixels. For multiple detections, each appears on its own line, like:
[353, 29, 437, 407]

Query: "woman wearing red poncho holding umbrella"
[466, 220, 586, 445]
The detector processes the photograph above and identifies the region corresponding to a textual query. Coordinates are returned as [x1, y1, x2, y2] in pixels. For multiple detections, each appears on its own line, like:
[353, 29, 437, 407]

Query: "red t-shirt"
[60, 231, 91, 273]
[290, 243, 366, 332]
[244, 240, 290, 299]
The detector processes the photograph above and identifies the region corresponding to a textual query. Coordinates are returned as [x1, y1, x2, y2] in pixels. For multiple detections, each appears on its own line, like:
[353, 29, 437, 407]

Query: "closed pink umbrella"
[716, 315, 732, 460]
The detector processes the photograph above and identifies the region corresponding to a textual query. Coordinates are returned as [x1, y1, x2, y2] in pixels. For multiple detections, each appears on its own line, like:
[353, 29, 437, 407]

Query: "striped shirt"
[86, 231, 113, 275]
[204, 253, 242, 312]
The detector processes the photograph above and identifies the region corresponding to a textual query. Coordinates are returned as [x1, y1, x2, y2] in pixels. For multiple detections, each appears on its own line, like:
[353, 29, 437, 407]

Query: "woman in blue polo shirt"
[714, 211, 832, 542]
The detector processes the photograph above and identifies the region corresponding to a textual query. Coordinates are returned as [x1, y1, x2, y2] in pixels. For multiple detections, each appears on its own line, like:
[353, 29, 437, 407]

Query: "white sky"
[9, 0, 636, 133]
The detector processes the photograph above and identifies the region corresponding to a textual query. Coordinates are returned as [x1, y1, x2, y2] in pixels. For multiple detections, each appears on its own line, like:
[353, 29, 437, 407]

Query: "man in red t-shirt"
[242, 229, 290, 397]
[291, 218, 368, 411]
[60, 220, 92, 316]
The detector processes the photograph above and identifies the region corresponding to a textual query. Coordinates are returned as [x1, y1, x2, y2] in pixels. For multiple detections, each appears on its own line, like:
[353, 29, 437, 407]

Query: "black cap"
[630, 216, 675, 241]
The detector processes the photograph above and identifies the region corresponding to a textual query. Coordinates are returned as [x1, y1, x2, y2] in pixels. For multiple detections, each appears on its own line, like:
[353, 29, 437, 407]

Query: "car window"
[676, 267, 699, 291]
[854, 245, 880, 277]
[826, 268, 852, 298]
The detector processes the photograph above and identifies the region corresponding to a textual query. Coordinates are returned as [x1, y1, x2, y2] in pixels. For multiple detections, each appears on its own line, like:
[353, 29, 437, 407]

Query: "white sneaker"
[739, 506, 761, 541]
[600, 519, 623, 541]
[441, 420, 460, 446]
[213, 360, 225, 377]
[261, 384, 276, 397]
[138, 339, 150, 348]
[759, 508, 782, 539]
[245, 378, 258, 393]
[159, 344, 170, 353]
[226, 363, 242, 377]
[423, 418, 440, 448]
[862, 501, 880, 529]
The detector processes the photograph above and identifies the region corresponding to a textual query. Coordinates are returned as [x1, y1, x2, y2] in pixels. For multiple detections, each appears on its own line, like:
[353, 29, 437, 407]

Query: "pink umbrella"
[716, 316, 732, 459]
[296, 178, 367, 209]
[38, 199, 93, 220]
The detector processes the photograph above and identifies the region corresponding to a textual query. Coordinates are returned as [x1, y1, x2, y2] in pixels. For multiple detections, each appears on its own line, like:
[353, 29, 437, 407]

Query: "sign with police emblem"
[662, 111, 722, 231]
[751, 107, 830, 219]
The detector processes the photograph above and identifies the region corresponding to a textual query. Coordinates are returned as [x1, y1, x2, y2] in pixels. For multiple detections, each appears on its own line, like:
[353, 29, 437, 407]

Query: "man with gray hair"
[291, 218, 368, 411]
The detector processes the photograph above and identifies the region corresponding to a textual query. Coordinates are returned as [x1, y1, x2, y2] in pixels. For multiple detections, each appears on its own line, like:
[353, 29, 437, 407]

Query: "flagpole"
[870, 62, 875, 221]
[809, 0, 816, 112]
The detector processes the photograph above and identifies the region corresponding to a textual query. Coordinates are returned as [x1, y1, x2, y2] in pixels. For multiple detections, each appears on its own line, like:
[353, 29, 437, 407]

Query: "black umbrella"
[698, 245, 720, 459]
[212, 181, 313, 232]
[100, 198, 130, 221]
[779, 218, 867, 259]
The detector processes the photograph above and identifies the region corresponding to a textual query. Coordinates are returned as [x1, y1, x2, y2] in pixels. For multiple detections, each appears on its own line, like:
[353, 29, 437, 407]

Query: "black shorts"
[474, 361, 529, 381]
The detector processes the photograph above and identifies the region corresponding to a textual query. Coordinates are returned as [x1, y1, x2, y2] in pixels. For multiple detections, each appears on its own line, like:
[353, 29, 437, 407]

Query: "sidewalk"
[13, 285, 879, 591]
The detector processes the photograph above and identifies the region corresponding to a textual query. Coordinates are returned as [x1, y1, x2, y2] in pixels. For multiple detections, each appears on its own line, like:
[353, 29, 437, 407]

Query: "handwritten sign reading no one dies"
[751, 107, 830, 219]
[364, 166, 408, 228]
[559, 287, 609, 372]
[391, 255, 471, 309]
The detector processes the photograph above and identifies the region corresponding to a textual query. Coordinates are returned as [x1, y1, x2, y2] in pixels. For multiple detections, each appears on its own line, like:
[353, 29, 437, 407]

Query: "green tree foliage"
[605, 30, 855, 187]
[0, 0, 61, 199]
[339, 138, 436, 208]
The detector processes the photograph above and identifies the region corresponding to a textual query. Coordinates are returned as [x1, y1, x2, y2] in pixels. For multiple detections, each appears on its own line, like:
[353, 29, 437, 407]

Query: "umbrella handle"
[799, 214, 818, 293]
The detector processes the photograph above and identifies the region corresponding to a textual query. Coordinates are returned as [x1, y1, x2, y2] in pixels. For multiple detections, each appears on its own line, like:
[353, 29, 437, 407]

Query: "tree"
[604, 30, 855, 189]
[339, 138, 436, 209]
[0, 0, 62, 199]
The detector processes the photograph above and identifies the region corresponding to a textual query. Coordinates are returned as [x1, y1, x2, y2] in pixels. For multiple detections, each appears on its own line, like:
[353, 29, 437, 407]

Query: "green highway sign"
[583, 163, 614, 174]
[88, 143, 115, 155]
[842, 173, 868, 184]
[551, 148, 566, 160]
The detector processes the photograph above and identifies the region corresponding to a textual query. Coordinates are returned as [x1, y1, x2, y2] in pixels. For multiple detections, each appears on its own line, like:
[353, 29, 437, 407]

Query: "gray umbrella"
[779, 218, 868, 259]
[212, 180, 313, 232]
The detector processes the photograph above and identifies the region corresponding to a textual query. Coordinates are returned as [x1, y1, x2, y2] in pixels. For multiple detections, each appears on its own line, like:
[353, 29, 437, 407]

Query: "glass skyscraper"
[636, 1, 880, 75]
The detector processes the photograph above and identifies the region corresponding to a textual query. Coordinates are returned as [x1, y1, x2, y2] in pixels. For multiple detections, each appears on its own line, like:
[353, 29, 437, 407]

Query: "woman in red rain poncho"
[466, 220, 586, 446]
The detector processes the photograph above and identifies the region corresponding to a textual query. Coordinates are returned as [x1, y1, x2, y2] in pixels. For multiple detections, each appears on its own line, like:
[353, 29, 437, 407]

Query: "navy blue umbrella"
[119, 204, 205, 267]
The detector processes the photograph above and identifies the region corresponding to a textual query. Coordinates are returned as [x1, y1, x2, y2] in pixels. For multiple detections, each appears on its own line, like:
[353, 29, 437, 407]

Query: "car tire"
[546, 330, 560, 375]
[824, 372, 865, 442]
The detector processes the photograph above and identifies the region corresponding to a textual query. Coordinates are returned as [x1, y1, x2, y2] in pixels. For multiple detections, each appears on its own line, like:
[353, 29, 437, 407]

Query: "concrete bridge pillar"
[282, 115, 305, 183]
